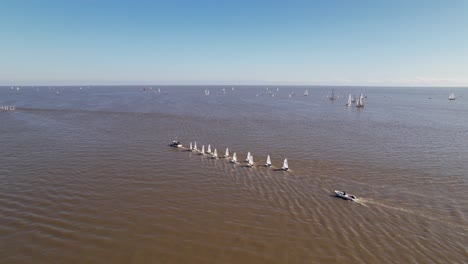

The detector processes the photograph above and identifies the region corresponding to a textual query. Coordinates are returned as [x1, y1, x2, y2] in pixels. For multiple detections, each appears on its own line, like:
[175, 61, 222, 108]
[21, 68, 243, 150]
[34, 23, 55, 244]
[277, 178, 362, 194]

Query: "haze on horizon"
[1, 0, 467, 87]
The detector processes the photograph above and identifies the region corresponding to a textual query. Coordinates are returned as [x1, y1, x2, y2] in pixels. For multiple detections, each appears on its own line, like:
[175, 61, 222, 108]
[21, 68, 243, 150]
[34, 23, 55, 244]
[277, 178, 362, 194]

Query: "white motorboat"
[334, 190, 356, 201]
[170, 141, 182, 148]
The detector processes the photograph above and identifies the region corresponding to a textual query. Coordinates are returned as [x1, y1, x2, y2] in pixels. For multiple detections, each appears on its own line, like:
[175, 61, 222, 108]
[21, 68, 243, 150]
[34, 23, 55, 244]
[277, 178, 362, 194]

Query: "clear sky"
[1, 0, 467, 86]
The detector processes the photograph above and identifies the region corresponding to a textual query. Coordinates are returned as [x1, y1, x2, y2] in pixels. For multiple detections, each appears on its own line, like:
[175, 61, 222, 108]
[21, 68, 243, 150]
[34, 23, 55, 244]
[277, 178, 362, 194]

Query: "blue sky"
[1, 0, 467, 86]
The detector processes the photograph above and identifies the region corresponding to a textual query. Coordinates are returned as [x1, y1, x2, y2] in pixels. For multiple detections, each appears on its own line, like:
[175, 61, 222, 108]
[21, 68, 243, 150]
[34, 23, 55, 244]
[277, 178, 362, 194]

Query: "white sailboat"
[346, 94, 352, 106]
[282, 158, 289, 171]
[248, 155, 254, 167]
[158, 88, 161, 93]
[194, 141, 198, 151]
[329, 90, 336, 100]
[213, 149, 218, 159]
[224, 148, 229, 158]
[222, 88, 226, 94]
[356, 93, 364, 108]
[231, 152, 238, 163]
[265, 155, 272, 167]
[200, 145, 205, 155]
[207, 144, 211, 154]
[245, 152, 251, 162]
[189, 142, 193, 150]
[205, 89, 210, 96]
[304, 89, 309, 96]
[449, 92, 455, 100]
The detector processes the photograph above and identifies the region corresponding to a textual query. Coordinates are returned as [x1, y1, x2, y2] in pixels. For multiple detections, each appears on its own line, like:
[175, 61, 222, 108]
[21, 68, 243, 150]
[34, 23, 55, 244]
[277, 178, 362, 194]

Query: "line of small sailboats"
[179, 141, 289, 171]
[346, 93, 364, 107]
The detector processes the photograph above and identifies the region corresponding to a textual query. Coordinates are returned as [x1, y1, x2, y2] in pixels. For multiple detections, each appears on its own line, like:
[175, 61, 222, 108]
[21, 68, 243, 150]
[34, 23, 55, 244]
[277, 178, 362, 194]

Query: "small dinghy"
[265, 155, 272, 167]
[170, 141, 182, 148]
[245, 152, 251, 162]
[231, 152, 238, 163]
[247, 155, 254, 167]
[346, 94, 352, 106]
[224, 148, 230, 158]
[200, 145, 205, 155]
[207, 144, 212, 154]
[212, 148, 218, 159]
[334, 190, 356, 201]
[193, 141, 198, 152]
[282, 158, 289, 171]
[189, 142, 193, 151]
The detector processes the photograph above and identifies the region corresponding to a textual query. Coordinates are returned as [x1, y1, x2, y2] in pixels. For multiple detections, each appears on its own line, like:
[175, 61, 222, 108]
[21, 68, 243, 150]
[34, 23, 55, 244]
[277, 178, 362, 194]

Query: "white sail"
[276, 88, 279, 92]
[207, 144, 211, 153]
[304, 89, 309, 96]
[201, 145, 205, 154]
[205, 89, 210, 96]
[189, 142, 193, 150]
[245, 152, 251, 161]
[248, 155, 254, 166]
[282, 158, 289, 171]
[449, 92, 455, 100]
[329, 90, 336, 100]
[194, 141, 197, 150]
[232, 152, 237, 163]
[222, 88, 226, 93]
[213, 148, 218, 158]
[225, 148, 229, 157]
[346, 94, 352, 106]
[265, 155, 272, 166]
[356, 93, 364, 107]
[158, 88, 161, 93]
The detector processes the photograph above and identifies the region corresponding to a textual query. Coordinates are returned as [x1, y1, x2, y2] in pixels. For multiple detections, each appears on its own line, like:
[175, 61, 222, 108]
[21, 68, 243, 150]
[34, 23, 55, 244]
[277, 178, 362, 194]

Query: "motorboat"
[334, 190, 356, 201]
[170, 141, 182, 148]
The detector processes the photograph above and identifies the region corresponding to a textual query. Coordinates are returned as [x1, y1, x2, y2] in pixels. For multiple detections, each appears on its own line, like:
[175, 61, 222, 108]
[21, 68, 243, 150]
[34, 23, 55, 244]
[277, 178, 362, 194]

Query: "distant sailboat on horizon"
[212, 148, 218, 159]
[329, 90, 336, 100]
[205, 89, 210, 96]
[207, 144, 212, 154]
[304, 89, 309, 96]
[346, 94, 352, 106]
[356, 93, 364, 108]
[449, 92, 456, 100]
[224, 148, 229, 158]
[245, 152, 251, 162]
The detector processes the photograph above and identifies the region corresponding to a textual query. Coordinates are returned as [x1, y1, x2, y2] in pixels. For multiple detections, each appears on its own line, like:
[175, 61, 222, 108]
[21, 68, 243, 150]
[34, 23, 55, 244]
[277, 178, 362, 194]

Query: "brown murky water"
[1, 86, 467, 263]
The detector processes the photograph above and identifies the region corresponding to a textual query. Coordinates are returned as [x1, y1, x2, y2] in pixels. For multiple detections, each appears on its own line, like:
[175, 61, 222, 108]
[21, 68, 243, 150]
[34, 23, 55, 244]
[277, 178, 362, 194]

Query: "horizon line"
[1, 84, 467, 88]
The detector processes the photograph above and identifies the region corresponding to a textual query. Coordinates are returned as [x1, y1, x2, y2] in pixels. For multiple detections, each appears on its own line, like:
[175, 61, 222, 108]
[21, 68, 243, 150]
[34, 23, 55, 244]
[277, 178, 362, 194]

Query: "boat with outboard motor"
[334, 190, 356, 201]
[170, 141, 182, 148]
